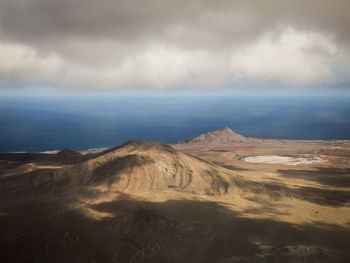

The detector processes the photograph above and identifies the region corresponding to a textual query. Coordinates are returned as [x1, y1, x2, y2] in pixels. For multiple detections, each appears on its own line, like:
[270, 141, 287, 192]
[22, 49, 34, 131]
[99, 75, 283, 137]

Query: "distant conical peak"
[180, 127, 247, 144]
[217, 127, 242, 134]
[217, 127, 234, 133]
[221, 127, 232, 131]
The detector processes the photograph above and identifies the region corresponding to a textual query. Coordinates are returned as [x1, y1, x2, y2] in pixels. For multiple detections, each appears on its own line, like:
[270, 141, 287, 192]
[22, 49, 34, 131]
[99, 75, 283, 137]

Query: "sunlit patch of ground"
[80, 206, 116, 220]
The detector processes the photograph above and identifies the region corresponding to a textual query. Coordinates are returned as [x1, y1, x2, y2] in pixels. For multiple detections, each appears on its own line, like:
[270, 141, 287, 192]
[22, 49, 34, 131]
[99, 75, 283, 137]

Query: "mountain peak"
[65, 140, 234, 196]
[180, 127, 247, 144]
[220, 126, 233, 132]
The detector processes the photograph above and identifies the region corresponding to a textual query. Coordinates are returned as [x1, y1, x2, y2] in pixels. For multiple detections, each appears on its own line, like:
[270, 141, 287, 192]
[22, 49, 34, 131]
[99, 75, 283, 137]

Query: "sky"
[1, 0, 350, 96]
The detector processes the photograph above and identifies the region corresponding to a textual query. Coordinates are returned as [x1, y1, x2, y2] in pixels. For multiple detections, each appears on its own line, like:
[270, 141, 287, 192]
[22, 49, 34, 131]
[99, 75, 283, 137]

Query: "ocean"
[1, 95, 350, 152]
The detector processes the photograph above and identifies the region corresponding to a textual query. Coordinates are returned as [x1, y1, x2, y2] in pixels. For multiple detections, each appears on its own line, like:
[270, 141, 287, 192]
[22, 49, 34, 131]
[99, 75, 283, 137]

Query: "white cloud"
[56, 44, 232, 90]
[0, 27, 347, 90]
[229, 27, 338, 85]
[0, 42, 62, 85]
[1, 0, 350, 92]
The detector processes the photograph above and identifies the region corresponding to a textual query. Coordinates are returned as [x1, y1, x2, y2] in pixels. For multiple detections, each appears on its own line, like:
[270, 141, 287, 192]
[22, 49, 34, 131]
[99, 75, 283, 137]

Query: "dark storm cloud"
[0, 0, 349, 90]
[1, 0, 349, 43]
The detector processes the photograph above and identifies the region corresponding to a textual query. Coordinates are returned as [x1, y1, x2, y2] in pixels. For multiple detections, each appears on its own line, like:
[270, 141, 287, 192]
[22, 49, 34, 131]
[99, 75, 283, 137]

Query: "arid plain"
[1, 128, 349, 262]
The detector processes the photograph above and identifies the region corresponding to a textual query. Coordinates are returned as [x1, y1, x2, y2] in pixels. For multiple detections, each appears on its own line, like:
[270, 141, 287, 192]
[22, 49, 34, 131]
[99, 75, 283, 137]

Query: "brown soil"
[0, 129, 349, 262]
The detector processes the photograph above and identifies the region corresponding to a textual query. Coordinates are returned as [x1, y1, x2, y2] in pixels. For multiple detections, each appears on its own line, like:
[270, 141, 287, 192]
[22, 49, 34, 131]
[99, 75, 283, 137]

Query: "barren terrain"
[0, 128, 349, 262]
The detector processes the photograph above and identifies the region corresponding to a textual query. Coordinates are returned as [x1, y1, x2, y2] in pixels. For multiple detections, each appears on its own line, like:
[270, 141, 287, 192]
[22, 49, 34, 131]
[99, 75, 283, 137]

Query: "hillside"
[181, 127, 250, 144]
[1, 139, 350, 262]
[61, 140, 236, 196]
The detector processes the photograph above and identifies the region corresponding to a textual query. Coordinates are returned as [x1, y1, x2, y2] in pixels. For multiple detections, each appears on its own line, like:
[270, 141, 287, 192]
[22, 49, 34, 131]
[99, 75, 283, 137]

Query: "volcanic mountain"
[181, 127, 250, 144]
[61, 140, 236, 196]
[1, 138, 350, 262]
[1, 140, 240, 201]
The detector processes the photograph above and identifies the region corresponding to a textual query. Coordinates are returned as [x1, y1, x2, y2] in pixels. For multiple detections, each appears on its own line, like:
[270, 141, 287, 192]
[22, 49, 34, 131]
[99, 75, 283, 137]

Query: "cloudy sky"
[1, 0, 350, 95]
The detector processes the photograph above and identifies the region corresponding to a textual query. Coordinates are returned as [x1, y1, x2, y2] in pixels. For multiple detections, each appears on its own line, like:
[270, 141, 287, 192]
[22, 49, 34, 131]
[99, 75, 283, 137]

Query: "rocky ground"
[0, 128, 349, 262]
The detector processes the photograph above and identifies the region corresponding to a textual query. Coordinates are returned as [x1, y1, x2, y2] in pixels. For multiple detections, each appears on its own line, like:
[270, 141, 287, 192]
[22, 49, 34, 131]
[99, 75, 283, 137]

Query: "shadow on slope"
[0, 197, 349, 263]
[0, 149, 85, 166]
[233, 178, 350, 207]
[278, 168, 350, 188]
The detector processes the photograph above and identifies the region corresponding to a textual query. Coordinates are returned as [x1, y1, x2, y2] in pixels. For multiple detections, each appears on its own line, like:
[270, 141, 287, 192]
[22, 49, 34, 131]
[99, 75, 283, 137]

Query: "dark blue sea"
[1, 95, 350, 152]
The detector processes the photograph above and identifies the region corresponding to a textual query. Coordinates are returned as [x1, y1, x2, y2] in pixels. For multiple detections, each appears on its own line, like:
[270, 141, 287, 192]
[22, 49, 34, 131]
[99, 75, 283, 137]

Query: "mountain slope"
[62, 140, 236, 196]
[181, 127, 249, 144]
[1, 139, 350, 263]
